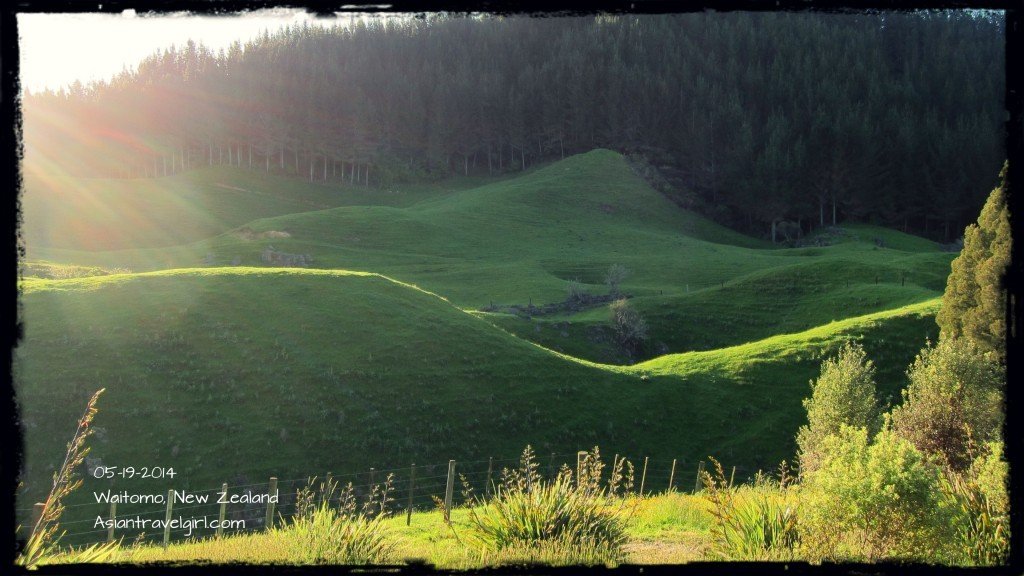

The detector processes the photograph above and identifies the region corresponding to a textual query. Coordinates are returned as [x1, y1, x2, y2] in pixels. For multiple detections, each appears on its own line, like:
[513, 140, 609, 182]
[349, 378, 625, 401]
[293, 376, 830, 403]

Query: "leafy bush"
[466, 446, 630, 565]
[700, 458, 799, 561]
[796, 342, 881, 476]
[800, 426, 953, 562]
[609, 298, 648, 353]
[889, 337, 1003, 473]
[604, 264, 629, 296]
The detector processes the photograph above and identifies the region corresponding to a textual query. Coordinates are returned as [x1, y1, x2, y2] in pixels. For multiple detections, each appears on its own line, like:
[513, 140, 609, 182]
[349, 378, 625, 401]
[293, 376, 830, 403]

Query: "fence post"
[444, 460, 456, 522]
[668, 459, 677, 492]
[217, 483, 227, 537]
[30, 502, 45, 538]
[694, 461, 705, 494]
[548, 452, 556, 478]
[163, 489, 173, 549]
[730, 466, 736, 488]
[265, 477, 278, 530]
[485, 457, 494, 498]
[106, 501, 117, 543]
[406, 464, 416, 526]
[369, 467, 376, 489]
[639, 457, 649, 495]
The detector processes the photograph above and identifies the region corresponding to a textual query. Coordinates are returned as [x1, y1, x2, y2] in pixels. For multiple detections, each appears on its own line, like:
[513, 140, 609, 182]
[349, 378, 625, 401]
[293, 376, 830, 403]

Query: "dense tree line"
[21, 11, 1004, 241]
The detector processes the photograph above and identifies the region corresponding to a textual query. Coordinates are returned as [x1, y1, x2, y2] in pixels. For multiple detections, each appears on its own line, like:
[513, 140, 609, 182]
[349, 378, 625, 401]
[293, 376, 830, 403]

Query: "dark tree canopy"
[21, 11, 1004, 241]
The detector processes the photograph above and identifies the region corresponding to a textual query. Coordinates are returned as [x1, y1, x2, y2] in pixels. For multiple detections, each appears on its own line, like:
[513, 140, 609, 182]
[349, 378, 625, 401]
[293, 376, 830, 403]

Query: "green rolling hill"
[22, 150, 952, 359]
[15, 150, 953, 543]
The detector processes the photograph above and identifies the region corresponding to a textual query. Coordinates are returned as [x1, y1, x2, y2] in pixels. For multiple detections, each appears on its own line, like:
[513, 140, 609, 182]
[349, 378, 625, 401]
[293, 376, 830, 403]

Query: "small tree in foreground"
[796, 342, 881, 476]
[889, 337, 1003, 474]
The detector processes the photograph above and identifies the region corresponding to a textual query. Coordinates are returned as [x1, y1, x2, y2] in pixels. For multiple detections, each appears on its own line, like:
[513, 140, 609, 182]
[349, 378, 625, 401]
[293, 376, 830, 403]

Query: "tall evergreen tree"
[936, 163, 1011, 362]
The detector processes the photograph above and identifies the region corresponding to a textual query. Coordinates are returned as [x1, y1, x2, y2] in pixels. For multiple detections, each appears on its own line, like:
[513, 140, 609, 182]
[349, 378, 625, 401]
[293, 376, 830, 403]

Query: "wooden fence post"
[163, 489, 174, 549]
[730, 466, 736, 488]
[407, 464, 416, 526]
[548, 452, 556, 478]
[217, 483, 227, 537]
[106, 501, 117, 543]
[485, 457, 494, 498]
[639, 457, 649, 495]
[266, 477, 278, 530]
[694, 461, 705, 494]
[369, 468, 376, 489]
[668, 459, 677, 492]
[444, 460, 456, 522]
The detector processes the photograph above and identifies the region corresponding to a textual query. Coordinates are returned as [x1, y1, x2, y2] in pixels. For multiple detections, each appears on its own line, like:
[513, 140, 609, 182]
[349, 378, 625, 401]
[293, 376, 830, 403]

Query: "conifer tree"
[936, 163, 1011, 362]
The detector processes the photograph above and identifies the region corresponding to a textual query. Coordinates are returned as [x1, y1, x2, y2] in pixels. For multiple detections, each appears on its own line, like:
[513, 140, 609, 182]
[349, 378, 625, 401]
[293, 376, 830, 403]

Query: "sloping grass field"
[15, 149, 952, 549]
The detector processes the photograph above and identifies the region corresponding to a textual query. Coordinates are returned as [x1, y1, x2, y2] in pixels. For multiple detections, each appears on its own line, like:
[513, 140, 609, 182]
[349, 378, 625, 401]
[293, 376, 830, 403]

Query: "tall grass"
[700, 458, 799, 561]
[16, 389, 121, 567]
[276, 475, 396, 564]
[942, 473, 1009, 565]
[464, 446, 632, 566]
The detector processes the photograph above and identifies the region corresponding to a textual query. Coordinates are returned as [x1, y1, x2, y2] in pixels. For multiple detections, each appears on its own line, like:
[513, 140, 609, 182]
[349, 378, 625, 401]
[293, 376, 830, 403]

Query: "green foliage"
[700, 458, 799, 561]
[970, 442, 1009, 515]
[799, 426, 952, 562]
[466, 446, 629, 565]
[281, 477, 395, 564]
[796, 342, 881, 475]
[936, 165, 1010, 362]
[609, 298, 648, 354]
[941, 466, 1009, 566]
[889, 337, 1003, 473]
[604, 264, 629, 296]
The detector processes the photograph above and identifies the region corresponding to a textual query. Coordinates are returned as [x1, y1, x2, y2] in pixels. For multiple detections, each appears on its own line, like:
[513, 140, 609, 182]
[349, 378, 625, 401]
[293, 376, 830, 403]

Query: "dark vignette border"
[1, 0, 1020, 574]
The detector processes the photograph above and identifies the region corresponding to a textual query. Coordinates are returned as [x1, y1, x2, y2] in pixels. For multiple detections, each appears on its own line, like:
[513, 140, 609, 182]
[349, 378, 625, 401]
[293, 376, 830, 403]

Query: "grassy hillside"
[15, 268, 939, 544]
[23, 150, 953, 359]
[20, 165, 477, 251]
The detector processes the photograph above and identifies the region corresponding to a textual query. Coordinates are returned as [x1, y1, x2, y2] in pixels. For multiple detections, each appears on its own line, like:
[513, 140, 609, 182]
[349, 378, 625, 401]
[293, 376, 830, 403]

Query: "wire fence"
[18, 451, 757, 549]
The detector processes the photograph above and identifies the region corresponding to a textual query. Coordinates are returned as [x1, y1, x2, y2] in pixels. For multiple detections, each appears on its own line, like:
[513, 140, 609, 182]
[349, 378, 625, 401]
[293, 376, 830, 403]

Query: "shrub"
[466, 446, 630, 565]
[889, 337, 1003, 473]
[609, 298, 648, 353]
[604, 264, 629, 296]
[800, 426, 953, 562]
[796, 342, 881, 476]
